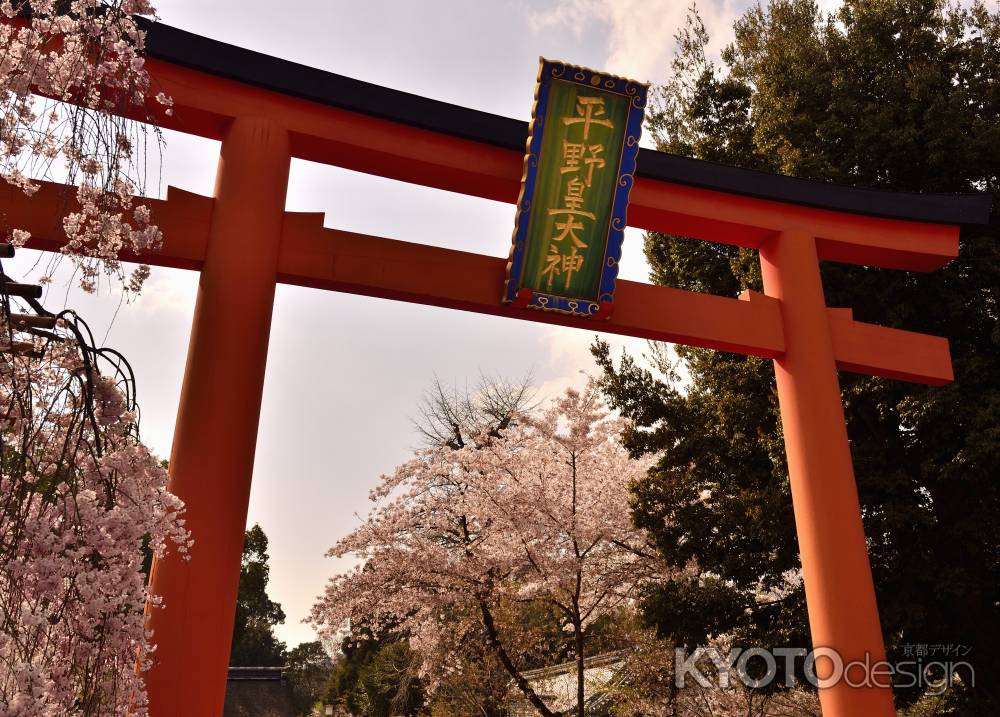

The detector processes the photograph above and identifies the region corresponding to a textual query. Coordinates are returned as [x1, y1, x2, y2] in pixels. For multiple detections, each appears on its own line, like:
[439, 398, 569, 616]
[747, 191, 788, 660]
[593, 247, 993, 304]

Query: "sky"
[6, 0, 845, 649]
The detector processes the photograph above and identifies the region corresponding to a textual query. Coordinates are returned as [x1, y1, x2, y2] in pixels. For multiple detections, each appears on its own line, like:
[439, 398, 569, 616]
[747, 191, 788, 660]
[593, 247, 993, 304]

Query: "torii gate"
[4, 20, 992, 717]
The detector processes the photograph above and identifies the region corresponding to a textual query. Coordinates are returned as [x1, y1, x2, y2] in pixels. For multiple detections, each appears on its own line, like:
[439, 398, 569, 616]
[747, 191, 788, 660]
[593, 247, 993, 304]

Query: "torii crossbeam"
[4, 20, 992, 717]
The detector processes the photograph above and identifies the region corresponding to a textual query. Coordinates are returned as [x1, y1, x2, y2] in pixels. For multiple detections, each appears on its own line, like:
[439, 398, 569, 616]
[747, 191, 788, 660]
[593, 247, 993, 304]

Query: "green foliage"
[230, 524, 288, 667]
[499, 600, 632, 673]
[324, 626, 425, 717]
[596, 0, 999, 711]
[321, 601, 631, 717]
[285, 641, 333, 715]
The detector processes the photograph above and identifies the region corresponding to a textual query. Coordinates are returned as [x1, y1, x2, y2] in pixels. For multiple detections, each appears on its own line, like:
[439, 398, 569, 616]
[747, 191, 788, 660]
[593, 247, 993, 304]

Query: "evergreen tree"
[594, 1, 999, 710]
[229, 524, 288, 666]
[285, 641, 333, 715]
[323, 626, 425, 717]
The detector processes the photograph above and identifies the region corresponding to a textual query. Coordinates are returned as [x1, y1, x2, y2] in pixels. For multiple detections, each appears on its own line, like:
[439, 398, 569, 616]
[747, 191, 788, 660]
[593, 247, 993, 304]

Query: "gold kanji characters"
[541, 244, 586, 291]
[538, 93, 617, 293]
[562, 96, 614, 140]
[548, 176, 595, 218]
[562, 141, 607, 187]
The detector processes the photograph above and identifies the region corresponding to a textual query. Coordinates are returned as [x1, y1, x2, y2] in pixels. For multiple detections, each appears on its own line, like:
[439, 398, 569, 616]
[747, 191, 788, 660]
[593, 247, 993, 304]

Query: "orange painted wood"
[274, 213, 953, 384]
[142, 58, 959, 272]
[143, 118, 291, 717]
[276, 210, 785, 358]
[3, 180, 954, 385]
[630, 181, 960, 272]
[5, 181, 212, 271]
[828, 310, 953, 385]
[0, 25, 969, 717]
[760, 231, 895, 717]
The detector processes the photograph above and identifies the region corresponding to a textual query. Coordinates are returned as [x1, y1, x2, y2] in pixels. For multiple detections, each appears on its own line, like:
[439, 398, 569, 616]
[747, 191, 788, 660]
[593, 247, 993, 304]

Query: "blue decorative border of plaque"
[502, 58, 649, 320]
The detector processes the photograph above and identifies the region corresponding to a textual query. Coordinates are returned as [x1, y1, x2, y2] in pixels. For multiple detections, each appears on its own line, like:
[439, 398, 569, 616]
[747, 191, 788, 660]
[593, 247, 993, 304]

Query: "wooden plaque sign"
[504, 59, 649, 319]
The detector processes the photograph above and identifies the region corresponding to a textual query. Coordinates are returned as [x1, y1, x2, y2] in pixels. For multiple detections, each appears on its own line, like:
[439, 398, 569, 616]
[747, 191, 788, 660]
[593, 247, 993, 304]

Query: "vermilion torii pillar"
[143, 116, 291, 714]
[761, 232, 892, 711]
[4, 19, 991, 717]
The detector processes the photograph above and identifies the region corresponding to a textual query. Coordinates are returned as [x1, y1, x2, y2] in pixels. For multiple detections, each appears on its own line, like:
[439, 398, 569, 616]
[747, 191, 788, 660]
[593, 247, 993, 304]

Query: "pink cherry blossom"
[0, 1, 165, 295]
[0, 309, 190, 717]
[311, 383, 671, 717]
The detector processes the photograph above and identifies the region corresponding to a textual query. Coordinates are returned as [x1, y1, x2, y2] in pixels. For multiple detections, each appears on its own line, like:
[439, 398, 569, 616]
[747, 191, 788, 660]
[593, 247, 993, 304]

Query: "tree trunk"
[477, 597, 559, 717]
[574, 620, 585, 717]
[571, 453, 584, 717]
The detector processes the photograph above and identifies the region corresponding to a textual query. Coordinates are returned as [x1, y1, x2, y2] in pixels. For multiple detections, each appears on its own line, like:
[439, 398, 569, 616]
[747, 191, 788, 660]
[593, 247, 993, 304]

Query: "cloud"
[534, 325, 659, 403]
[127, 267, 198, 316]
[815, 0, 843, 12]
[528, 0, 756, 84]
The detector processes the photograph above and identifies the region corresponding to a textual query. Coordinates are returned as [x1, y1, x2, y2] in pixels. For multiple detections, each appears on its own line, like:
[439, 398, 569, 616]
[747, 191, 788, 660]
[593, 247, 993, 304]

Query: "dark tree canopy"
[285, 641, 333, 714]
[323, 625, 425, 717]
[229, 524, 288, 667]
[595, 0, 999, 711]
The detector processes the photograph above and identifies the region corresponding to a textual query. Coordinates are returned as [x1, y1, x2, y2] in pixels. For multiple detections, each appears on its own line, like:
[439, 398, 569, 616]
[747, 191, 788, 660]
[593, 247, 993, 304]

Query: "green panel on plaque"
[521, 80, 629, 300]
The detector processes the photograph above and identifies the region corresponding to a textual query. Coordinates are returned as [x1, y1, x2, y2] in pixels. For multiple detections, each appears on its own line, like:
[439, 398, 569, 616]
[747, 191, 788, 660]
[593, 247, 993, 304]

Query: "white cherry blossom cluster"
[0, 311, 190, 716]
[0, 1, 168, 294]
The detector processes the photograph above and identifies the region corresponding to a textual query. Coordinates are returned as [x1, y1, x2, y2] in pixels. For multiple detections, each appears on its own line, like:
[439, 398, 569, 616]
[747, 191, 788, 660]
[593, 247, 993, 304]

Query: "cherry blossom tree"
[311, 383, 669, 717]
[1, 0, 170, 294]
[0, 290, 189, 716]
[602, 626, 822, 717]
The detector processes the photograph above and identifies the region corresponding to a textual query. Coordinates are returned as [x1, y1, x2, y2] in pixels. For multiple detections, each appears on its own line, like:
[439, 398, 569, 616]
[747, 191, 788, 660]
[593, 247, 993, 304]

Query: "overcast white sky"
[6, 0, 844, 648]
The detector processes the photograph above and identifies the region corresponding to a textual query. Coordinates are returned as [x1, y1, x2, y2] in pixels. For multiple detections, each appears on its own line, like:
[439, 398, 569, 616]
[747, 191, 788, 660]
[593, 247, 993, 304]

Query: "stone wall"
[223, 678, 298, 717]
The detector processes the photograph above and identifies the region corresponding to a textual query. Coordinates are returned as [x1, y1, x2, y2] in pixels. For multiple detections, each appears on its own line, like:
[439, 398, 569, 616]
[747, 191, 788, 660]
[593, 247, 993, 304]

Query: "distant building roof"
[508, 653, 625, 717]
[224, 666, 296, 717]
[227, 666, 286, 681]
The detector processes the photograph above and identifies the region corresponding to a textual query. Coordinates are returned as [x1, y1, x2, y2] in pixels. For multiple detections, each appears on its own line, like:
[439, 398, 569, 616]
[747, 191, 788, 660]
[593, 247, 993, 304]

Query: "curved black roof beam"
[141, 20, 992, 228]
